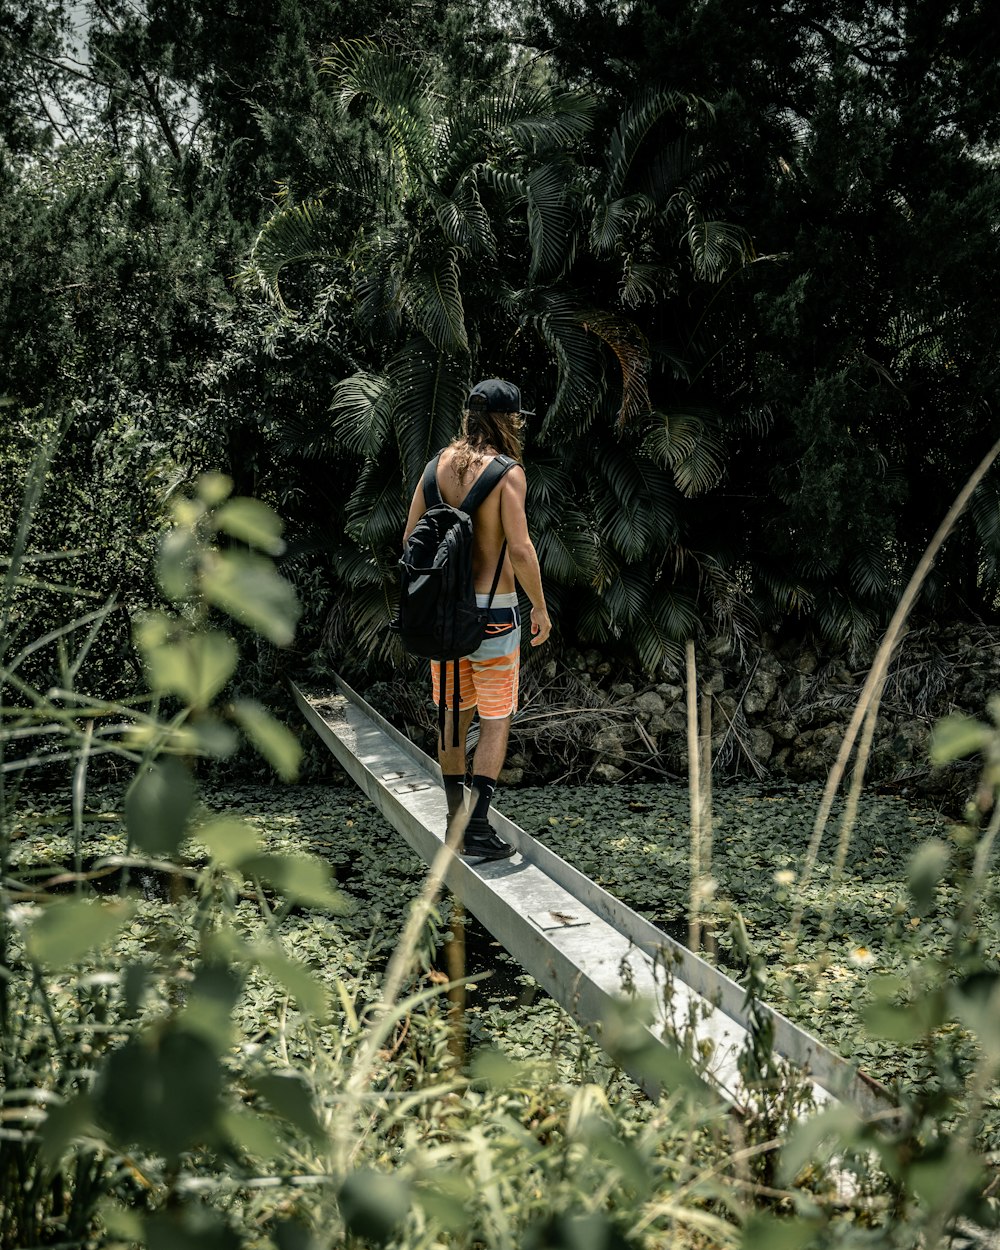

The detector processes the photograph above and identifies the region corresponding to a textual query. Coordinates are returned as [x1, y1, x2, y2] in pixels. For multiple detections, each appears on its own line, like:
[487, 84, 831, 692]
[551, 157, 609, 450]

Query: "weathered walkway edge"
[292, 677, 891, 1118]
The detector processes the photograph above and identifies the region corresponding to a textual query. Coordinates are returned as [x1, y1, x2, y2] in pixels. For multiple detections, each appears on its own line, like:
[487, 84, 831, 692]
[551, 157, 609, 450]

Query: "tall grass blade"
[790, 431, 1000, 947]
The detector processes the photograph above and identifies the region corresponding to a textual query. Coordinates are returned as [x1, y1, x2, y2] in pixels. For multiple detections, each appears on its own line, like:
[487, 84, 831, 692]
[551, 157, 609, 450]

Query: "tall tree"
[526, 0, 1000, 645]
[244, 38, 751, 669]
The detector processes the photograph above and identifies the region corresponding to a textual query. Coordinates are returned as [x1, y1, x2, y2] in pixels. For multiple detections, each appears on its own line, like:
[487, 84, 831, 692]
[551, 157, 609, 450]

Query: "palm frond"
[605, 88, 692, 201]
[972, 480, 1000, 584]
[576, 592, 614, 643]
[592, 449, 678, 562]
[345, 457, 407, 550]
[590, 541, 621, 595]
[642, 409, 726, 496]
[525, 163, 575, 284]
[403, 250, 469, 353]
[386, 339, 467, 484]
[240, 199, 327, 312]
[332, 545, 387, 587]
[637, 136, 694, 203]
[636, 585, 700, 670]
[501, 85, 597, 154]
[588, 194, 655, 257]
[329, 372, 394, 459]
[684, 209, 754, 283]
[520, 293, 602, 431]
[812, 589, 878, 657]
[849, 546, 892, 600]
[344, 579, 399, 662]
[580, 311, 651, 424]
[525, 455, 575, 510]
[620, 260, 678, 309]
[431, 180, 497, 257]
[751, 565, 815, 616]
[322, 40, 437, 185]
[475, 166, 529, 209]
[604, 568, 651, 631]
[354, 230, 407, 339]
[533, 503, 599, 585]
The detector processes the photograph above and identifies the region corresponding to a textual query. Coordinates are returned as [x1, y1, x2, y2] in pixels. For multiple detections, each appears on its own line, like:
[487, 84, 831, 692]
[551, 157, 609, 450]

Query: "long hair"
[450, 408, 524, 483]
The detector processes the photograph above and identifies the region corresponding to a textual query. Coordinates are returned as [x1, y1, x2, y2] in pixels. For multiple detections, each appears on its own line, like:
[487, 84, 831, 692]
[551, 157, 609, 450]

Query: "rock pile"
[502, 623, 1000, 794]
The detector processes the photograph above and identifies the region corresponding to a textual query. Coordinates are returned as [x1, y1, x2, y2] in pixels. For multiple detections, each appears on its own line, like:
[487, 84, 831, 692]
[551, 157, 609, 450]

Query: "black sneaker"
[461, 819, 515, 862]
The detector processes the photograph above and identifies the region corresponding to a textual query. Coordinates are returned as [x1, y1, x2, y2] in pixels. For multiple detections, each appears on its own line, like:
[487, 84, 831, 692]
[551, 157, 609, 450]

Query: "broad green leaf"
[910, 1146, 985, 1211]
[214, 497, 286, 555]
[740, 1215, 819, 1250]
[251, 1073, 325, 1143]
[27, 899, 131, 967]
[94, 1028, 223, 1162]
[338, 1170, 411, 1246]
[949, 972, 1000, 1057]
[201, 550, 300, 646]
[221, 1108, 285, 1161]
[270, 1217, 320, 1250]
[98, 1201, 144, 1242]
[930, 713, 992, 764]
[144, 1207, 241, 1250]
[122, 964, 148, 1017]
[863, 1000, 932, 1044]
[413, 1174, 473, 1235]
[178, 965, 242, 1052]
[157, 527, 197, 601]
[139, 625, 238, 708]
[196, 472, 233, 506]
[242, 852, 346, 911]
[186, 716, 240, 757]
[472, 1047, 524, 1088]
[230, 699, 302, 780]
[254, 949, 330, 1016]
[908, 838, 949, 913]
[778, 1103, 863, 1183]
[124, 718, 238, 758]
[40, 1093, 95, 1166]
[125, 758, 195, 856]
[199, 817, 261, 868]
[170, 496, 206, 527]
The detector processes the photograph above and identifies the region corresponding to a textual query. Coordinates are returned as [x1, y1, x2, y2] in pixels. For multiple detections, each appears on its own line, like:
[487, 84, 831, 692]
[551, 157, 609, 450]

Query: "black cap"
[466, 378, 534, 416]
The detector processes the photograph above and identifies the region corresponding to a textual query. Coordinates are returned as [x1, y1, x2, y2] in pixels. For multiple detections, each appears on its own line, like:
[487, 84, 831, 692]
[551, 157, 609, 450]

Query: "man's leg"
[466, 713, 511, 836]
[471, 715, 510, 781]
[461, 600, 519, 861]
[431, 659, 476, 826]
[439, 705, 476, 823]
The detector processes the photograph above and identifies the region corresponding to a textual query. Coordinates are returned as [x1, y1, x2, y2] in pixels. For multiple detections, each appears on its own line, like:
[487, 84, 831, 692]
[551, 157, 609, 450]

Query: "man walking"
[402, 378, 551, 861]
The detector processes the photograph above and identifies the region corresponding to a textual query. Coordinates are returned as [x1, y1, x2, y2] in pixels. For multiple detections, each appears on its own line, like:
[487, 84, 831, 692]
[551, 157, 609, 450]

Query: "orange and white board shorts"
[430, 592, 521, 719]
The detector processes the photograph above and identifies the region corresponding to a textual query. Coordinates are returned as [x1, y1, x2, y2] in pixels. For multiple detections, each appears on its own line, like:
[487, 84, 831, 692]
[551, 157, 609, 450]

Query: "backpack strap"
[459, 454, 516, 513]
[463, 456, 516, 613]
[421, 454, 444, 508]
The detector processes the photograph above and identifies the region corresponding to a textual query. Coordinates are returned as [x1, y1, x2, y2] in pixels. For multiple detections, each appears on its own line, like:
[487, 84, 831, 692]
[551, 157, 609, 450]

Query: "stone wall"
[500, 623, 1000, 796]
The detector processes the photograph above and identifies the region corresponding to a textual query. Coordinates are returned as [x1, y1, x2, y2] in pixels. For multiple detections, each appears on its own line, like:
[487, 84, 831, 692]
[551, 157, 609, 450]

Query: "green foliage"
[523, 0, 1000, 648]
[0, 472, 313, 1246]
[243, 39, 750, 673]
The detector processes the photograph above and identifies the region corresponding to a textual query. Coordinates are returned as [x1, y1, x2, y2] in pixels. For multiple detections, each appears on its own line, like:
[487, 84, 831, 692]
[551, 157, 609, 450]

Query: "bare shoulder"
[501, 462, 527, 495]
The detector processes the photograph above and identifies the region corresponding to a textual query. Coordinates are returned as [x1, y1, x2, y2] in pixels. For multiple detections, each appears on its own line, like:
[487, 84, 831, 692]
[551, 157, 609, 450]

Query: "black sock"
[443, 774, 466, 820]
[470, 775, 497, 823]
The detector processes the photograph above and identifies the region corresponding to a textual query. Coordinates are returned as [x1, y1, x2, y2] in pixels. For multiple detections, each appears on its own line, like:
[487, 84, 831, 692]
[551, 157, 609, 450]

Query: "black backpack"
[392, 451, 516, 745]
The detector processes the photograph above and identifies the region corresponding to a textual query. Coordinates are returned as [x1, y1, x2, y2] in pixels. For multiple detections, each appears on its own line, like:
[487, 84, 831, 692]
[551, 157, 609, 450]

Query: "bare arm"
[402, 481, 425, 545]
[500, 467, 551, 646]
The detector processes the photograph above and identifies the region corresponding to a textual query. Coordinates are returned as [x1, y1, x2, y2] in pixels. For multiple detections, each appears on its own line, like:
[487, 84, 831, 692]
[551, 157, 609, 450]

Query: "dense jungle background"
[4, 0, 1000, 694]
[6, 3, 1000, 1249]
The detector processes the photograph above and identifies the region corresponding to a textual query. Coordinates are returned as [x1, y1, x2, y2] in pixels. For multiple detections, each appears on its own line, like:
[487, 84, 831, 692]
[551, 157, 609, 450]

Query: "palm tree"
[242, 40, 752, 670]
